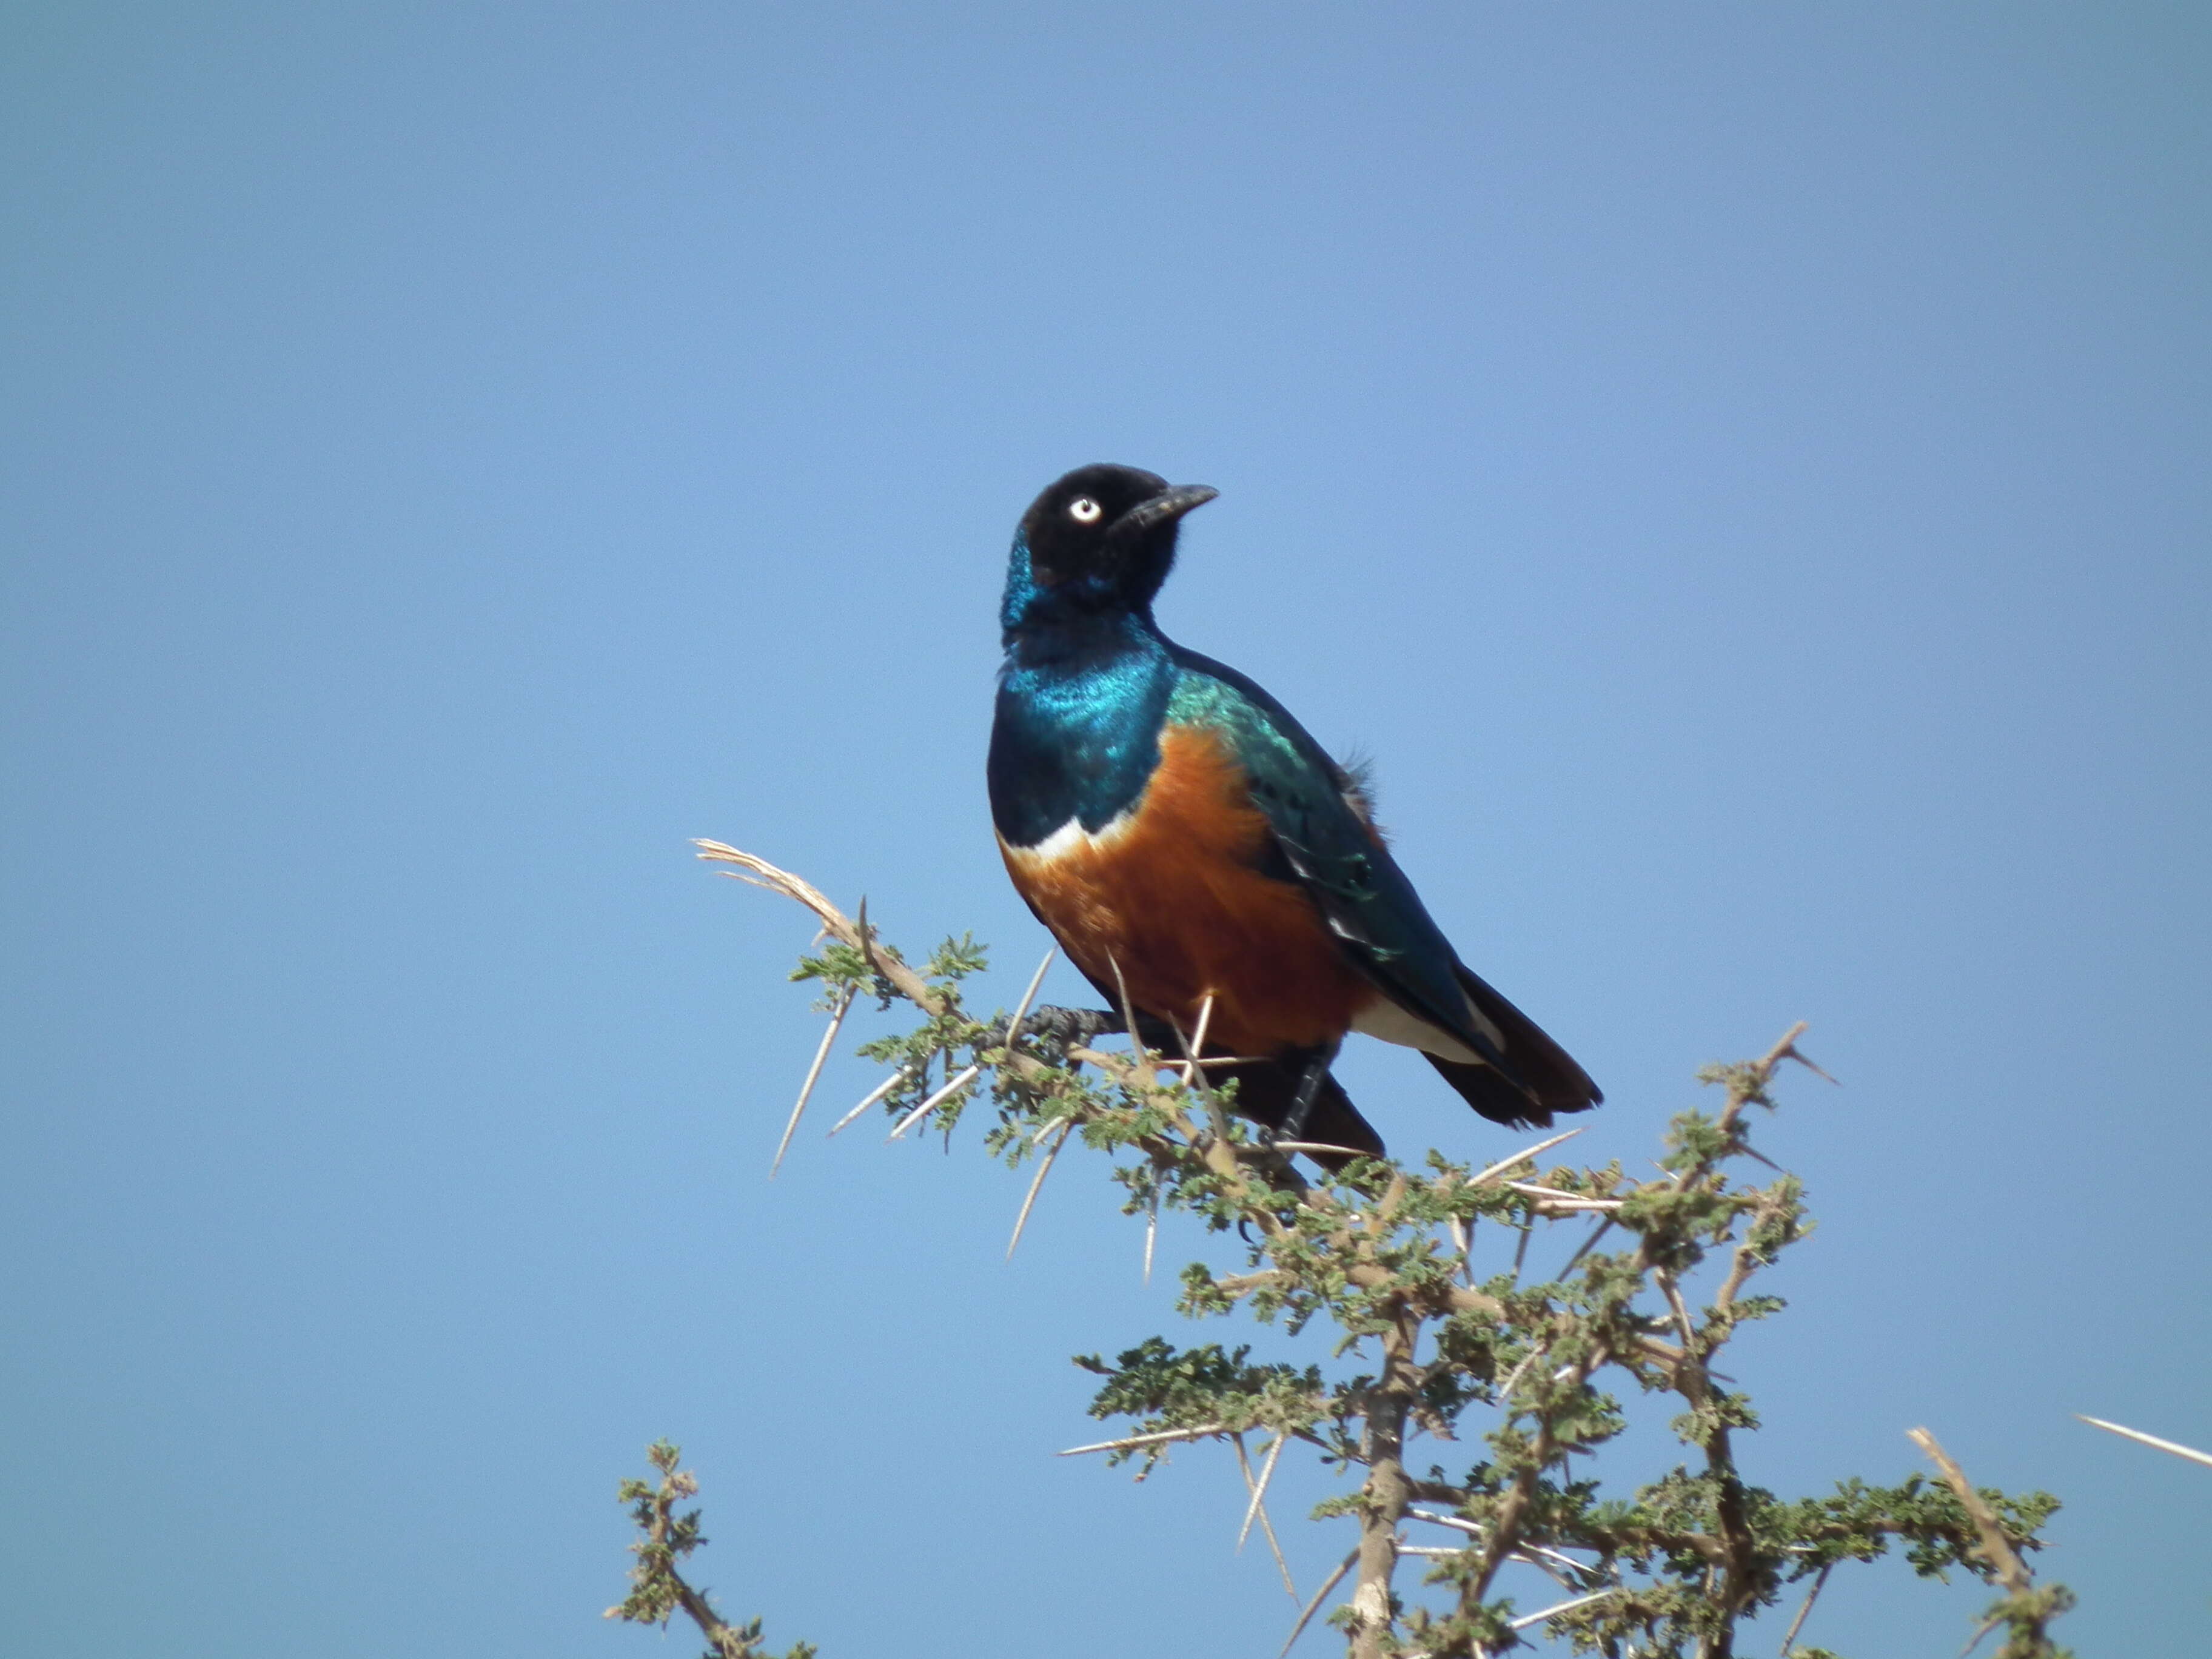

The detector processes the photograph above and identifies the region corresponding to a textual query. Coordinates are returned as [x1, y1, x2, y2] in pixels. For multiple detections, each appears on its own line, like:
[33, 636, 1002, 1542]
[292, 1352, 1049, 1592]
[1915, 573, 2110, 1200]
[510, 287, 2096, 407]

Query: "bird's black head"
[1003, 463, 1218, 635]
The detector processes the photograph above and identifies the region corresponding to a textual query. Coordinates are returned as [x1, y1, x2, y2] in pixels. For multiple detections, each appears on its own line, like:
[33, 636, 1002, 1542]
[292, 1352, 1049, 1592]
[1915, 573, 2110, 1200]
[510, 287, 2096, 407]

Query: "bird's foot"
[980, 1004, 1126, 1053]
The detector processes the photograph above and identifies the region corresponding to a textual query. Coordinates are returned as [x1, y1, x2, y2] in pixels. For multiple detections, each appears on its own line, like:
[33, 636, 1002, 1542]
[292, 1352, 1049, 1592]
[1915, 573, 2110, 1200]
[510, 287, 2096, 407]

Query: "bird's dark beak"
[1108, 483, 1218, 542]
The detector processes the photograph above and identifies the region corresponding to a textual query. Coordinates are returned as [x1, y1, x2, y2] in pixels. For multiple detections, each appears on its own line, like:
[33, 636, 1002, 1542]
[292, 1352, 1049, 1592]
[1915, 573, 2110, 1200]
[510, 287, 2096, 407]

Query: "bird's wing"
[1163, 648, 1533, 1096]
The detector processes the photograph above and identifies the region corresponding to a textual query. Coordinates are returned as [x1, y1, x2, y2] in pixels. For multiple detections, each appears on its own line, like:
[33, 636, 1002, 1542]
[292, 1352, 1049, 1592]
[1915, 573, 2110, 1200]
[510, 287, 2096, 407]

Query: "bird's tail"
[1216, 1056, 1386, 1172]
[1426, 964, 1603, 1130]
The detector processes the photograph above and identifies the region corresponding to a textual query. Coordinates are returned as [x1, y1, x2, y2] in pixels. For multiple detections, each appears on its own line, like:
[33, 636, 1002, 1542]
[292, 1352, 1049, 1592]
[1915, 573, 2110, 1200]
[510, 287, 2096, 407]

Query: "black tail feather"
[1048, 970, 1590, 1162]
[1430, 963, 1603, 1128]
[1216, 1056, 1385, 1172]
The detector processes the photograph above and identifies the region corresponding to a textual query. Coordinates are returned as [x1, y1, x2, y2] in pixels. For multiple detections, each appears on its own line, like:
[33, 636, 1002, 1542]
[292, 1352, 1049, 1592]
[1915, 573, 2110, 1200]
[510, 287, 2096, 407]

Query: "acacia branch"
[694, 840, 950, 1016]
[683, 846, 2073, 1659]
[1348, 1313, 1420, 1659]
[607, 1443, 811, 1659]
[1908, 1428, 2075, 1658]
[1908, 1428, 2035, 1594]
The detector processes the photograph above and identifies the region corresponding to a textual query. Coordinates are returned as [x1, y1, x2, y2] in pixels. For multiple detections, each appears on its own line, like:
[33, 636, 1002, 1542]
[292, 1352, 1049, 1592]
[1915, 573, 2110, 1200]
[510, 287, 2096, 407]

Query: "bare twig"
[1779, 1561, 1832, 1655]
[695, 840, 947, 1015]
[1007, 1116, 1076, 1259]
[1189, 990, 1216, 1055]
[1508, 1588, 1617, 1630]
[1279, 1547, 1360, 1658]
[1264, 1141, 1381, 1159]
[888, 1064, 980, 1139]
[1142, 1184, 1159, 1285]
[1472, 1127, 1586, 1187]
[1162, 982, 1236, 1144]
[826, 1065, 911, 1137]
[1658, 1272, 1700, 1355]
[1907, 1428, 2033, 1592]
[1494, 1342, 1546, 1406]
[1104, 950, 1145, 1064]
[1171, 990, 1218, 1087]
[1239, 1430, 1288, 1551]
[1407, 1507, 1484, 1538]
[1002, 945, 1057, 1053]
[1553, 1215, 1614, 1281]
[2075, 1414, 2212, 1471]
[1233, 1433, 1299, 1600]
[1503, 1182, 1621, 1212]
[1501, 1179, 1615, 1205]
[1404, 1511, 1604, 1589]
[771, 987, 854, 1178]
[1059, 1423, 1228, 1456]
[1520, 1542, 1607, 1583]
[1763, 1020, 1818, 1078]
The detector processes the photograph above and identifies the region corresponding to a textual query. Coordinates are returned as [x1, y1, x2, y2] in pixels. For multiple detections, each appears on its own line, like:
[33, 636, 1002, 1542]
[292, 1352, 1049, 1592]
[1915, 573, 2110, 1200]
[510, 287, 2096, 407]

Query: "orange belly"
[998, 723, 1369, 1056]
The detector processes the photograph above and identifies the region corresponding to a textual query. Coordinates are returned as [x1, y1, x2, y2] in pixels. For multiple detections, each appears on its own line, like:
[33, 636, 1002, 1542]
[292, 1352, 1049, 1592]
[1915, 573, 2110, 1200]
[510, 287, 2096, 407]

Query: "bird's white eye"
[1068, 497, 1103, 524]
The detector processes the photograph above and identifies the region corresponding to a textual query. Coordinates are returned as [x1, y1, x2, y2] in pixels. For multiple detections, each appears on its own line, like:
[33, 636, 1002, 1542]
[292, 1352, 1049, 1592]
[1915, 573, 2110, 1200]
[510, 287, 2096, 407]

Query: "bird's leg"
[1276, 1039, 1343, 1144]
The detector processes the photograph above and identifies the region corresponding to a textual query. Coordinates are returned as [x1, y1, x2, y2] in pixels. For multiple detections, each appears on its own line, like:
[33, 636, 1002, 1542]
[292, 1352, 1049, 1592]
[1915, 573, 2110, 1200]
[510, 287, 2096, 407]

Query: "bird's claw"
[981, 1004, 1127, 1053]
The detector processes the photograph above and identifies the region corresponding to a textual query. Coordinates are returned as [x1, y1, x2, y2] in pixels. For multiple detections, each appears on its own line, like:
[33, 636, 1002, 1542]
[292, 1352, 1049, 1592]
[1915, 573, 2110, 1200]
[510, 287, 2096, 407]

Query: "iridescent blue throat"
[990, 532, 1174, 846]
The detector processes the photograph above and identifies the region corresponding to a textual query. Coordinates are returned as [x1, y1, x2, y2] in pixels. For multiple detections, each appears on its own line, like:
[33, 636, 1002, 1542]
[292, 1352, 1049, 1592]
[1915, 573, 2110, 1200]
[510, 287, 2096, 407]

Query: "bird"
[987, 463, 1600, 1165]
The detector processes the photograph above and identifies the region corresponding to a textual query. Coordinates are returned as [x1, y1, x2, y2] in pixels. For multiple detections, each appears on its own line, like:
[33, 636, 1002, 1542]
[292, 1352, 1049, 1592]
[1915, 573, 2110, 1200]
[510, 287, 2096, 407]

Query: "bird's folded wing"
[1164, 648, 1534, 1098]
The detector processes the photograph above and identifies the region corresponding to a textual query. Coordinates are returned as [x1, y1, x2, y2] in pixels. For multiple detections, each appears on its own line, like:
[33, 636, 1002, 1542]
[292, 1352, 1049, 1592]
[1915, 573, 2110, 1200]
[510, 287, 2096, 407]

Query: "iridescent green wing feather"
[1164, 647, 1521, 1081]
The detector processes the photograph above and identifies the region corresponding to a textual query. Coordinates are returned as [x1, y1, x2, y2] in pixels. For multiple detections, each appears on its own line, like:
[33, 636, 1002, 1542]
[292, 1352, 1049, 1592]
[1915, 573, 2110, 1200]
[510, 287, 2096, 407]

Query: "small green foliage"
[607, 1442, 817, 1659]
[1074, 1336, 1329, 1472]
[608, 1441, 702, 1630]
[923, 932, 990, 982]
[1974, 1581, 2078, 1659]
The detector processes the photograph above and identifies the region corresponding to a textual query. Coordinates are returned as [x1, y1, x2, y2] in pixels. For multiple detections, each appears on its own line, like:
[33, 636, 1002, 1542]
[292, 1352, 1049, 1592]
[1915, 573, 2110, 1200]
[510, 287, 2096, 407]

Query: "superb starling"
[988, 464, 1600, 1162]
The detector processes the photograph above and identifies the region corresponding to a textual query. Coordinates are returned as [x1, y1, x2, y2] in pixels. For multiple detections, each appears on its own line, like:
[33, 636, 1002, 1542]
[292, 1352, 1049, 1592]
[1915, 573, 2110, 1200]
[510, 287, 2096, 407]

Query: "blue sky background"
[4, 5, 2208, 1654]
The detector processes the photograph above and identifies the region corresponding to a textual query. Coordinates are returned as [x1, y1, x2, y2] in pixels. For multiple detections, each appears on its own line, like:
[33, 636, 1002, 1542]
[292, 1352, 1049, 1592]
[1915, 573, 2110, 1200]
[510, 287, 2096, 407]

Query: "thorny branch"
[606, 1441, 816, 1659]
[657, 843, 2070, 1658]
[1910, 1428, 2076, 1658]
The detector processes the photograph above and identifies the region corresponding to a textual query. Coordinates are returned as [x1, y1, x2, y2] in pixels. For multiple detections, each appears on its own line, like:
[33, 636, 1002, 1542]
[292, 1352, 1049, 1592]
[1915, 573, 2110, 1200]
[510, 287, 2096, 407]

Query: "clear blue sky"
[4, 5, 2207, 1654]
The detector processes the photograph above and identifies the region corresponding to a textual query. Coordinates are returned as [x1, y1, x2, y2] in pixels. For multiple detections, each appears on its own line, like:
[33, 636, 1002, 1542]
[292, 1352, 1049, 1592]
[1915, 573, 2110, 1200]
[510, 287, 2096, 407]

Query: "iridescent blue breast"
[988, 626, 1175, 846]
